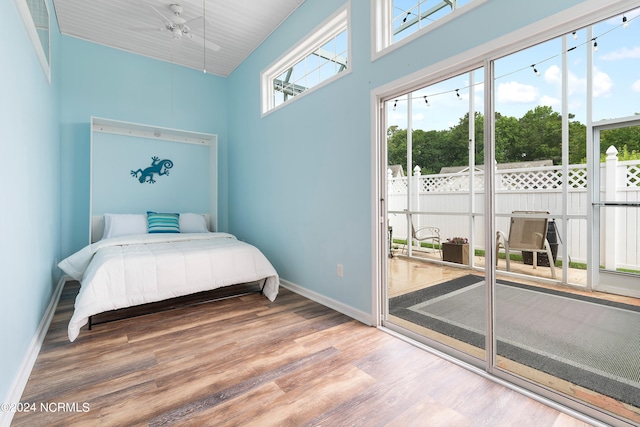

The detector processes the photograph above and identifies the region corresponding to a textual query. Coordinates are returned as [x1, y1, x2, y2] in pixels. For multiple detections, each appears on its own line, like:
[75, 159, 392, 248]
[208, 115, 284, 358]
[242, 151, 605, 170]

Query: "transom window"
[373, 0, 484, 56]
[393, 0, 474, 43]
[15, 0, 50, 81]
[261, 4, 350, 115]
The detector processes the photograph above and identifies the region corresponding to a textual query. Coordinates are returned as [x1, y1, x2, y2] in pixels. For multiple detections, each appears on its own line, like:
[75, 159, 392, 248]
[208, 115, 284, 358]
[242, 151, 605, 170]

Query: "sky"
[387, 4, 640, 132]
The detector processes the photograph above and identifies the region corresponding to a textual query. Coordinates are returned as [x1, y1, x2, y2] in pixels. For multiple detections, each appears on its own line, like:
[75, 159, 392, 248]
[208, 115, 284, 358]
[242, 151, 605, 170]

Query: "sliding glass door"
[385, 67, 487, 362]
[380, 6, 640, 426]
[590, 117, 640, 298]
[491, 14, 640, 424]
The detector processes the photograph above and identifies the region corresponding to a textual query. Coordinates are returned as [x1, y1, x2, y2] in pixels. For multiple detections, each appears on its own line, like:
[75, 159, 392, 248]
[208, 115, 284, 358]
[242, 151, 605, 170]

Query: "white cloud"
[544, 65, 561, 84]
[593, 69, 613, 97]
[540, 95, 560, 108]
[601, 46, 640, 61]
[413, 112, 424, 121]
[544, 64, 612, 98]
[544, 65, 586, 96]
[497, 81, 539, 103]
[633, 80, 640, 92]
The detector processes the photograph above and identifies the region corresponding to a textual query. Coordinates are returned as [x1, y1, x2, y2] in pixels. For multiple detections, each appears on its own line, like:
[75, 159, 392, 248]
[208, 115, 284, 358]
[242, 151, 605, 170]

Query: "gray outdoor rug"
[389, 274, 640, 408]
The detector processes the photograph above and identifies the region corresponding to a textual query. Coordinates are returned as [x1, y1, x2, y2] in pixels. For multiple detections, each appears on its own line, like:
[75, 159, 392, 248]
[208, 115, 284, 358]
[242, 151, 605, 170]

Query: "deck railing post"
[604, 145, 618, 270]
[413, 165, 421, 229]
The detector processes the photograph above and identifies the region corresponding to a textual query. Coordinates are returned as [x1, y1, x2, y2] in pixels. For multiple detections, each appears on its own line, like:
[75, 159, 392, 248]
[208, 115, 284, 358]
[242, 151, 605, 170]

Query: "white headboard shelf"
[92, 117, 213, 146]
[90, 117, 218, 244]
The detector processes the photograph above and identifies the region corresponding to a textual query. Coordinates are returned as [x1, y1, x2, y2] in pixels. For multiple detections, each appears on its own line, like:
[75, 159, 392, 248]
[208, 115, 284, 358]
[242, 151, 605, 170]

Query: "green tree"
[568, 119, 587, 164]
[411, 129, 448, 174]
[387, 127, 407, 170]
[601, 126, 640, 157]
[495, 113, 521, 164]
[514, 106, 563, 164]
[387, 107, 640, 173]
[446, 112, 485, 169]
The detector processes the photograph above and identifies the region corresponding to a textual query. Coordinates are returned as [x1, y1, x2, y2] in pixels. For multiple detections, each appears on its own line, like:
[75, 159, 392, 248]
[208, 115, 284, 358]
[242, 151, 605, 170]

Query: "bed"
[58, 212, 279, 342]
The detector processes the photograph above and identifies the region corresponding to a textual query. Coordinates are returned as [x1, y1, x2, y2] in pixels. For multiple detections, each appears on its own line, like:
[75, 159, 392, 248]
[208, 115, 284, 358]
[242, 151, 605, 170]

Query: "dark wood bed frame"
[87, 280, 266, 330]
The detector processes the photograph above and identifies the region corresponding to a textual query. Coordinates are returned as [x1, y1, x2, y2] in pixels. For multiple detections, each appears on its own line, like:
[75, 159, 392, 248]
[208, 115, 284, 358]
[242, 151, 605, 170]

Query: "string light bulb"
[531, 64, 540, 76]
[593, 38, 598, 52]
[423, 95, 429, 106]
[623, 15, 628, 29]
[572, 31, 577, 40]
[456, 89, 462, 100]
[393, 100, 397, 111]
[402, 11, 410, 24]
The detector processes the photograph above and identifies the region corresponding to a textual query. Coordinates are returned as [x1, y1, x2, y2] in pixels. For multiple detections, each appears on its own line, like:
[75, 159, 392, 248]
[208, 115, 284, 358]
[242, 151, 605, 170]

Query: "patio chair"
[496, 211, 556, 278]
[404, 219, 442, 259]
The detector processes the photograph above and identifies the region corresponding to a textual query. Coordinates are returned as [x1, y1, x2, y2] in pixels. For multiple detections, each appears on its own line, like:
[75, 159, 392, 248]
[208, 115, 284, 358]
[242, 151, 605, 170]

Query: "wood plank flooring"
[12, 281, 593, 426]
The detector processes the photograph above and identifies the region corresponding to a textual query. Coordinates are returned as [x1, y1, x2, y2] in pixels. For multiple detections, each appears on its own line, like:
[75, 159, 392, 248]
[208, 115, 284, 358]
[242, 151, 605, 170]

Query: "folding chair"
[496, 211, 556, 278]
[404, 217, 442, 259]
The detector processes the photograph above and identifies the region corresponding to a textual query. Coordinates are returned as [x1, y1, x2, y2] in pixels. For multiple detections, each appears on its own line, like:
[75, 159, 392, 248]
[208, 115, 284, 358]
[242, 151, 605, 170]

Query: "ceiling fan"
[134, 3, 221, 51]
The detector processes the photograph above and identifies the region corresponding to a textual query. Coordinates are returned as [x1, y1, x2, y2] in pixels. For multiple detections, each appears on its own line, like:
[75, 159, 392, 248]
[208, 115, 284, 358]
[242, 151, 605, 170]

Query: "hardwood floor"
[11, 281, 592, 426]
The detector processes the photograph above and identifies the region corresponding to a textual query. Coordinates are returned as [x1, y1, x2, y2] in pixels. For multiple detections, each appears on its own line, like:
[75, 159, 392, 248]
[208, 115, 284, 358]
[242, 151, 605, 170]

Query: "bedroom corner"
[1, 0, 63, 424]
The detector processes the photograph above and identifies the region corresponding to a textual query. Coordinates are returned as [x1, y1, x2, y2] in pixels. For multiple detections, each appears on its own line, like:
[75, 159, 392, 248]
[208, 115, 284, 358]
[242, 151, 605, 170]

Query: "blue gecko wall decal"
[131, 156, 174, 184]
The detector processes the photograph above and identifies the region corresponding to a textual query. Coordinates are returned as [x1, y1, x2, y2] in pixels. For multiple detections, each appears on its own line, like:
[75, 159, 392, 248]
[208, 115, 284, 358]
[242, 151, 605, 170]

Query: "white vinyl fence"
[388, 149, 640, 270]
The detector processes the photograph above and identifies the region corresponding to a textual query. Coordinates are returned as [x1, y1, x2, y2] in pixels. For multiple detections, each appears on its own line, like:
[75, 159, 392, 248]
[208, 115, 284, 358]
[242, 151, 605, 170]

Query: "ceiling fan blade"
[188, 33, 221, 52]
[147, 4, 174, 27]
[129, 26, 166, 32]
[184, 15, 215, 30]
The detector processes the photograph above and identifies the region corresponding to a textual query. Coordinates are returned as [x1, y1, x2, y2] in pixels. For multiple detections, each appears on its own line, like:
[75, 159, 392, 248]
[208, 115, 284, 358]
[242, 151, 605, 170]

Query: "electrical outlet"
[337, 264, 344, 277]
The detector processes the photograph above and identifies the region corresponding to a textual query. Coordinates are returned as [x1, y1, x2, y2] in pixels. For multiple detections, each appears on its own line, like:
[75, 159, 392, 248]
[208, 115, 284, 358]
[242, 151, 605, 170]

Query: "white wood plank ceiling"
[52, 0, 306, 76]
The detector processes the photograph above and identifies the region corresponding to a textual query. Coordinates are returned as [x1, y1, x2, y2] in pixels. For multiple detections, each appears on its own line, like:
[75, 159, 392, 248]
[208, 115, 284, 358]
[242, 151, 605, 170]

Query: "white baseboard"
[0, 276, 67, 427]
[279, 279, 373, 326]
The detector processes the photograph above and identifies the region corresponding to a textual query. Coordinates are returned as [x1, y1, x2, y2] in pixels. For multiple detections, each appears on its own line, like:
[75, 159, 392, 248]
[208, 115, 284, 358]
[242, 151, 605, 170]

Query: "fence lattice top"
[388, 161, 640, 193]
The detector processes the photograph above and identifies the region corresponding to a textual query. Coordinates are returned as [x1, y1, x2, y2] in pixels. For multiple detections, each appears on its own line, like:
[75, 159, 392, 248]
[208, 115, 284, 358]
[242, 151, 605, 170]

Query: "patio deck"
[386, 251, 640, 424]
[388, 248, 639, 307]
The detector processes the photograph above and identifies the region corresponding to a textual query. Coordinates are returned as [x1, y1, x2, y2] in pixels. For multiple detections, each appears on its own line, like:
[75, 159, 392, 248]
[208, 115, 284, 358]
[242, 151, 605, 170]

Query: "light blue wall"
[0, 0, 61, 405]
[59, 37, 229, 256]
[92, 133, 210, 215]
[1, 0, 592, 409]
[225, 0, 586, 314]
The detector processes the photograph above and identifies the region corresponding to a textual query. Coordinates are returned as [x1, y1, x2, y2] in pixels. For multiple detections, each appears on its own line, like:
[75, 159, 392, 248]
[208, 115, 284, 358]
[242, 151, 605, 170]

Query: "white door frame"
[588, 115, 640, 298]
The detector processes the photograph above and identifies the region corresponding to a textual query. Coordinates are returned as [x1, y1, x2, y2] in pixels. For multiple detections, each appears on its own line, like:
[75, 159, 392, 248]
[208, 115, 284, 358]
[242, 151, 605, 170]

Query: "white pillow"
[103, 214, 148, 239]
[179, 213, 209, 233]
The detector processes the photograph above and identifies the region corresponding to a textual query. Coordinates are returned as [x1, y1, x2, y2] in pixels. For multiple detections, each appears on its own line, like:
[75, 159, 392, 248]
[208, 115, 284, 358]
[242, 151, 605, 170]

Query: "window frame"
[371, 0, 487, 61]
[14, 0, 51, 83]
[373, 2, 640, 424]
[261, 3, 351, 116]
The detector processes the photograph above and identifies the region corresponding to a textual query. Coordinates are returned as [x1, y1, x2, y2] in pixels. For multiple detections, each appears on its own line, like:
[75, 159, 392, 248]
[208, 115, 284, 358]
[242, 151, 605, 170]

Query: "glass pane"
[26, 0, 49, 64]
[392, 0, 476, 43]
[386, 68, 486, 362]
[597, 124, 640, 278]
[592, 9, 640, 121]
[492, 13, 640, 424]
[493, 35, 565, 283]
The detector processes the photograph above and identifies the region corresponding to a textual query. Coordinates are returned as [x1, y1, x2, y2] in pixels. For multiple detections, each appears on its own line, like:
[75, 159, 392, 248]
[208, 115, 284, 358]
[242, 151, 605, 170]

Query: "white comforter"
[58, 232, 279, 341]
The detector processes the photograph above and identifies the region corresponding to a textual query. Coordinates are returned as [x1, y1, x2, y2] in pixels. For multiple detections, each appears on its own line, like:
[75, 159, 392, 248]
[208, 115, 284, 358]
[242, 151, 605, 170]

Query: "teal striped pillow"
[147, 212, 180, 233]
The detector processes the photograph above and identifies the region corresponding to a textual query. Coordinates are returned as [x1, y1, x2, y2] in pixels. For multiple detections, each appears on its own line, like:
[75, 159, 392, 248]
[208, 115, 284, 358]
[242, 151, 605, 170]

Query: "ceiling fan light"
[169, 4, 184, 14]
[171, 15, 186, 25]
[172, 27, 182, 39]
